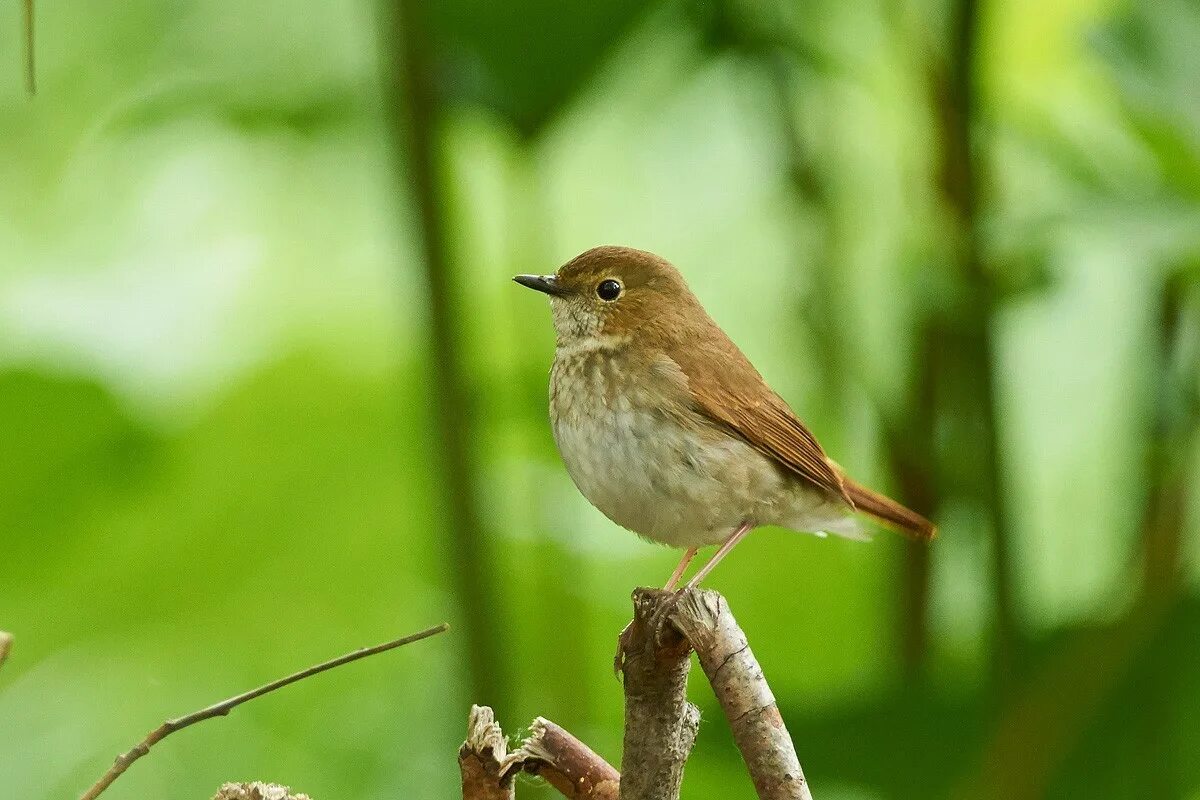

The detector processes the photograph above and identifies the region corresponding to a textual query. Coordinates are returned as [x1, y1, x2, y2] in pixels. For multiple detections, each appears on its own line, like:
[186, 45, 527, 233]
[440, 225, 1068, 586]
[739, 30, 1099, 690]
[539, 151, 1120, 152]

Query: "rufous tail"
[844, 479, 937, 540]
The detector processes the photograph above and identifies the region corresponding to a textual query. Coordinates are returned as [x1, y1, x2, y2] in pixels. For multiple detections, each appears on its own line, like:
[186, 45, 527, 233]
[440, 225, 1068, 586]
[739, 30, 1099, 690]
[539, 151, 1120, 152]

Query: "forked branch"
[621, 588, 814, 800]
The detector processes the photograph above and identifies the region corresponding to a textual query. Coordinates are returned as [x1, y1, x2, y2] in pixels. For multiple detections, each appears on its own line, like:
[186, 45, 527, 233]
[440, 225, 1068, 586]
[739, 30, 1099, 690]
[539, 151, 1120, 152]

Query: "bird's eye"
[596, 279, 622, 301]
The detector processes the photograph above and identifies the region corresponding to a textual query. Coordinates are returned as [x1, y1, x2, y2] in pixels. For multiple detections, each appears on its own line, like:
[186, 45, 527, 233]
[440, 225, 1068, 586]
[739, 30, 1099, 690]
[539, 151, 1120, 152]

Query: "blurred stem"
[933, 0, 1018, 689]
[507, 147, 596, 722]
[961, 276, 1197, 800]
[386, 0, 506, 708]
[766, 23, 939, 678]
[1139, 273, 1197, 603]
[883, 322, 941, 681]
[24, 0, 35, 95]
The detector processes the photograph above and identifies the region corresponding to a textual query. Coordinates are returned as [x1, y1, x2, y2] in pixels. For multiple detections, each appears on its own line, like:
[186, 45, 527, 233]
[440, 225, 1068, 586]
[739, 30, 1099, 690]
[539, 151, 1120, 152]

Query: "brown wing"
[667, 333, 852, 506]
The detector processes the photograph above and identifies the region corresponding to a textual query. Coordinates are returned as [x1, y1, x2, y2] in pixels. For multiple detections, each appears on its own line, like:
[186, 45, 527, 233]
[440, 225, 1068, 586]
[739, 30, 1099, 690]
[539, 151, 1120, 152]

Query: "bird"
[514, 246, 935, 591]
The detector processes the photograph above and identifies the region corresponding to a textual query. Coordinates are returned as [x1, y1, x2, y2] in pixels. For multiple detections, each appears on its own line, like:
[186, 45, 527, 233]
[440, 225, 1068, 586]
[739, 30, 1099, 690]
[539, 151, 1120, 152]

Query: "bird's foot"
[614, 588, 689, 675]
[647, 588, 686, 643]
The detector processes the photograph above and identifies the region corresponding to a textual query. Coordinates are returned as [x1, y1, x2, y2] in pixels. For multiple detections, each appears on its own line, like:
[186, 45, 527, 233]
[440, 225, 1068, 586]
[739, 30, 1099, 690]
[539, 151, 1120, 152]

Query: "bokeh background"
[2, 0, 1198, 798]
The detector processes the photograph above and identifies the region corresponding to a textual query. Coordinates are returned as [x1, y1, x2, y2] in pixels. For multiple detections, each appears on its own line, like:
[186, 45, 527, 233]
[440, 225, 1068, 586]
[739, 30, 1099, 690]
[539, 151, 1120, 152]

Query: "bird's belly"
[551, 379, 783, 548]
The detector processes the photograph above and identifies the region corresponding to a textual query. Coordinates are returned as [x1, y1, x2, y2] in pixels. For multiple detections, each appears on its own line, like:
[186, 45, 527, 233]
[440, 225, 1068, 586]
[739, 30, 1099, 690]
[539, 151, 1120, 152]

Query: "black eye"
[596, 279, 622, 301]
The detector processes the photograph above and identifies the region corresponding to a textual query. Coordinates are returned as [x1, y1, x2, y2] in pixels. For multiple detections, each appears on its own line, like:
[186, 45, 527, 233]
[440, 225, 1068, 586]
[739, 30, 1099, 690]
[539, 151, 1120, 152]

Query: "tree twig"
[460, 706, 621, 799]
[617, 589, 701, 800]
[211, 782, 312, 800]
[80, 623, 449, 800]
[0, 631, 12, 671]
[667, 589, 814, 800]
[516, 717, 620, 799]
[460, 705, 515, 800]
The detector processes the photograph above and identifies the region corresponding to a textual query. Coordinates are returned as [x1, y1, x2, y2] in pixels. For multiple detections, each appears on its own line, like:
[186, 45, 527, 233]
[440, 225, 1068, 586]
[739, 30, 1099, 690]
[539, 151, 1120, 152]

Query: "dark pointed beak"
[513, 274, 564, 296]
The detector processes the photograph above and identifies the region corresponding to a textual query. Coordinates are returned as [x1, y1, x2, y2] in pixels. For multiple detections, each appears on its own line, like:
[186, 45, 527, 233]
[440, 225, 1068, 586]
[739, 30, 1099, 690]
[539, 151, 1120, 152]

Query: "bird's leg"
[663, 546, 699, 590]
[614, 546, 700, 674]
[682, 521, 754, 590]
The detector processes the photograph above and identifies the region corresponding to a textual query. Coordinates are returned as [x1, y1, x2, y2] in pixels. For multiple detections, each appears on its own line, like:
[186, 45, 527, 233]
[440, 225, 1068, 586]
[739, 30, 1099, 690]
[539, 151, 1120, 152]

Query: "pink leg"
[663, 547, 699, 590]
[683, 521, 754, 590]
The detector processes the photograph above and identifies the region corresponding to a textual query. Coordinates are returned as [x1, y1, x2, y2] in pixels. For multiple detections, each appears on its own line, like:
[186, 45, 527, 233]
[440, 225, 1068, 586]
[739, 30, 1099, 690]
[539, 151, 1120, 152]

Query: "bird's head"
[514, 246, 699, 345]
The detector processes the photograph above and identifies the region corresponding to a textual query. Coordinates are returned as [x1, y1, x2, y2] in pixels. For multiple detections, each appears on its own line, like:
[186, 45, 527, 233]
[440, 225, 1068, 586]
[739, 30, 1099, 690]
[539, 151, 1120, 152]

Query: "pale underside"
[549, 338, 863, 549]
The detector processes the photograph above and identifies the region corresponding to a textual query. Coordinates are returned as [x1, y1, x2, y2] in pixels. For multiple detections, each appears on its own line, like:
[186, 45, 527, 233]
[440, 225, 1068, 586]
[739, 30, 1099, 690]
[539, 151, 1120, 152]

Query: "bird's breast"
[548, 344, 784, 547]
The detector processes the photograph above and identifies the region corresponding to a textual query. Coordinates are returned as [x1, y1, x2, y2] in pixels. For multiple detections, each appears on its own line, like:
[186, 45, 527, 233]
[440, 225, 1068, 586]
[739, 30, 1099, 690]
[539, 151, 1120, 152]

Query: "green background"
[1, 0, 1198, 798]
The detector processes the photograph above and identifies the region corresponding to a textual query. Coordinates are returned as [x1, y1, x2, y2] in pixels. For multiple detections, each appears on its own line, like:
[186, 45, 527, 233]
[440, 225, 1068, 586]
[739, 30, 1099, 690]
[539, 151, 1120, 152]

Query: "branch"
[0, 631, 12, 671]
[617, 589, 701, 800]
[80, 623, 449, 800]
[460, 705, 515, 800]
[212, 782, 312, 800]
[460, 706, 620, 800]
[667, 589, 814, 800]
[516, 717, 620, 800]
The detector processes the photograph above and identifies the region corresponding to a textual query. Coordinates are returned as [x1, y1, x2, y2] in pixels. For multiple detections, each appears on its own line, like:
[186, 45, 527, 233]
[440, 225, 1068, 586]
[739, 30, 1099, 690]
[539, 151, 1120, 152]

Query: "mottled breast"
[548, 339, 789, 547]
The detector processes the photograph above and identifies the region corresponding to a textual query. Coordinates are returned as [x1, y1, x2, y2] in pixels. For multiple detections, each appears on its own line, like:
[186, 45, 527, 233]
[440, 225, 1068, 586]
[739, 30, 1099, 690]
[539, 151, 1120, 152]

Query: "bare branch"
[669, 590, 814, 800]
[211, 782, 312, 800]
[618, 589, 701, 800]
[460, 705, 515, 800]
[80, 623, 449, 800]
[0, 631, 12, 671]
[517, 717, 620, 799]
[461, 707, 621, 799]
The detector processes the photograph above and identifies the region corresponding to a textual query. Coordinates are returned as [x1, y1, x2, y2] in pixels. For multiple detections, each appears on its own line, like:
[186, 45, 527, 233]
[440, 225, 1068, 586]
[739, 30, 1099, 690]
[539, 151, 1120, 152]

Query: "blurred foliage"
[428, 0, 649, 135]
[1, 0, 1198, 799]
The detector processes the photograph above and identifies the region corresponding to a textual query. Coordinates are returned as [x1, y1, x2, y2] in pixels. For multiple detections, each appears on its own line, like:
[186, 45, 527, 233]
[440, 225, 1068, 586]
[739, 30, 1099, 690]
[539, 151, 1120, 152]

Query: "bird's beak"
[513, 274, 565, 296]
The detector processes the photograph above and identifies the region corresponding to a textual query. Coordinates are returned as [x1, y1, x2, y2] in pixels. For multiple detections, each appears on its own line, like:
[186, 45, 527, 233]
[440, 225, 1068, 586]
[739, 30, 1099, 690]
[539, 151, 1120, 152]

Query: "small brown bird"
[515, 246, 935, 590]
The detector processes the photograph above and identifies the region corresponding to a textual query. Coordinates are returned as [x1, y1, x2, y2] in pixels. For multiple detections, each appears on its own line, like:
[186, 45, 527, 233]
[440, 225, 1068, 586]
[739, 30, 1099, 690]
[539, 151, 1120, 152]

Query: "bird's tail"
[843, 479, 937, 540]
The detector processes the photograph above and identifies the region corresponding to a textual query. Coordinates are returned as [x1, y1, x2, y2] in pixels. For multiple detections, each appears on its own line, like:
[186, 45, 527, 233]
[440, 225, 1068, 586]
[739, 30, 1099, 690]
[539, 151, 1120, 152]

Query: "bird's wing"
[668, 334, 852, 506]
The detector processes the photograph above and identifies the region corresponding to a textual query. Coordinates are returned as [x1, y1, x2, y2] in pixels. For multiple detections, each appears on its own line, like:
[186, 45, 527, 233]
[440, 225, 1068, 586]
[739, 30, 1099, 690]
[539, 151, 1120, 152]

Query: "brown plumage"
[666, 317, 852, 507]
[516, 246, 935, 590]
[842, 479, 937, 540]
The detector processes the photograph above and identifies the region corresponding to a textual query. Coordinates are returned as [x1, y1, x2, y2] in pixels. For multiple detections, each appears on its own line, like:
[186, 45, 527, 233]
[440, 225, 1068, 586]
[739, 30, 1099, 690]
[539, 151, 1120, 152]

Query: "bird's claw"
[647, 588, 685, 645]
[614, 589, 688, 675]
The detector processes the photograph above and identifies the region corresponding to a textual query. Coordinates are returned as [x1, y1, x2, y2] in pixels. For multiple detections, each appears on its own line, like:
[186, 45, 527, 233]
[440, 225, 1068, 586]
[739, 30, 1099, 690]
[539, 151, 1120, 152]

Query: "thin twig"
[668, 590, 814, 800]
[80, 623, 449, 800]
[0, 631, 12, 671]
[23, 0, 35, 95]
